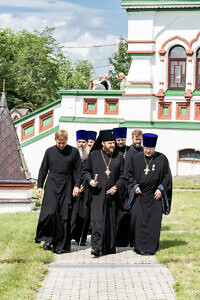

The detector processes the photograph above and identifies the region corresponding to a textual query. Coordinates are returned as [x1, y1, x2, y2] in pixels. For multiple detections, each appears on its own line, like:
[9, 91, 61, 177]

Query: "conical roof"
[0, 92, 31, 181]
[121, 0, 200, 9]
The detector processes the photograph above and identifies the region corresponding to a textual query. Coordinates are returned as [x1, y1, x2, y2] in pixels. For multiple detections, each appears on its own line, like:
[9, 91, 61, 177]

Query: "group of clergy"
[35, 126, 172, 257]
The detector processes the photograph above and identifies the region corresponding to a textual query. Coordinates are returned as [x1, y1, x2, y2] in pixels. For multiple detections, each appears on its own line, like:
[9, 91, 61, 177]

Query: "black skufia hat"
[91, 129, 116, 151]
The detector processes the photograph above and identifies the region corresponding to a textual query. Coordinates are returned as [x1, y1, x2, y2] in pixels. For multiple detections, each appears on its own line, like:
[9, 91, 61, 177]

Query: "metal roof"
[0, 92, 31, 180]
[121, 0, 200, 9]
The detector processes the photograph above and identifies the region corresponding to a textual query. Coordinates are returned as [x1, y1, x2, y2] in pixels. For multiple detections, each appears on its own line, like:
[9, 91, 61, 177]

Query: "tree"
[0, 27, 94, 111]
[108, 38, 132, 89]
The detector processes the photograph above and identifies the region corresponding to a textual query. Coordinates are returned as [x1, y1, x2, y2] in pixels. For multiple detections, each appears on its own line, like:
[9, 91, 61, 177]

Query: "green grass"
[173, 176, 200, 189]
[0, 212, 54, 300]
[157, 190, 200, 299]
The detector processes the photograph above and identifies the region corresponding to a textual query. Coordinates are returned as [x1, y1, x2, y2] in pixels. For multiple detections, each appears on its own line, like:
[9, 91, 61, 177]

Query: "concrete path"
[36, 238, 175, 300]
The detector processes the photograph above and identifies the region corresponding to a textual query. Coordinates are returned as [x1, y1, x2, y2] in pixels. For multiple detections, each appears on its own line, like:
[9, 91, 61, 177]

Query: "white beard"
[79, 146, 89, 161]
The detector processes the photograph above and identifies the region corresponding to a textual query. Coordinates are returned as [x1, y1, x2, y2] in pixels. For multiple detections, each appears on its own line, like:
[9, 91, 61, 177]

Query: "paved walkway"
[36, 238, 175, 300]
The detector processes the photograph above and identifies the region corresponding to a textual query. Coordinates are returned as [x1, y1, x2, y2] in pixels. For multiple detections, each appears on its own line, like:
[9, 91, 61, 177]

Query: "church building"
[13, 0, 200, 178]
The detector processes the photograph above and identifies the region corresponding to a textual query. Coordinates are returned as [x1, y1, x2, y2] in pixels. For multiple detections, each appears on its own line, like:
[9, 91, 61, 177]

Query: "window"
[176, 102, 190, 120]
[104, 99, 119, 115]
[196, 48, 200, 90]
[168, 46, 186, 90]
[158, 102, 172, 120]
[83, 98, 97, 114]
[21, 119, 35, 141]
[39, 110, 54, 133]
[194, 102, 200, 120]
[179, 149, 200, 163]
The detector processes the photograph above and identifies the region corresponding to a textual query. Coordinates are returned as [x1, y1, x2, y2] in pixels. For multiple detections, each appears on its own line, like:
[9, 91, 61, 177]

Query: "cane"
[77, 173, 98, 251]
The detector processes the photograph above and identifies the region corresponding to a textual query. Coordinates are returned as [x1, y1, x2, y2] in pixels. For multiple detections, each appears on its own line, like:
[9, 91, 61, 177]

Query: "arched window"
[196, 48, 200, 90]
[179, 148, 200, 162]
[168, 46, 186, 90]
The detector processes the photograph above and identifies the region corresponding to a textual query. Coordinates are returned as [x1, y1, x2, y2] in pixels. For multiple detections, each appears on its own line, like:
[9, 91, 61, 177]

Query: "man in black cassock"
[35, 130, 81, 254]
[83, 129, 124, 257]
[113, 127, 130, 247]
[71, 130, 90, 246]
[113, 127, 130, 159]
[127, 133, 172, 255]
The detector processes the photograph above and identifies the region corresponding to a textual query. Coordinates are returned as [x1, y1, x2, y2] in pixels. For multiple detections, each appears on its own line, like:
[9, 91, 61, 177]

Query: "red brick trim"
[130, 82, 152, 86]
[194, 102, 200, 120]
[21, 119, 35, 142]
[155, 89, 165, 101]
[39, 110, 54, 133]
[158, 102, 172, 120]
[126, 50, 155, 54]
[159, 32, 200, 56]
[127, 40, 155, 44]
[104, 99, 119, 115]
[184, 89, 192, 102]
[122, 94, 154, 97]
[176, 102, 190, 120]
[0, 182, 35, 190]
[83, 98, 97, 114]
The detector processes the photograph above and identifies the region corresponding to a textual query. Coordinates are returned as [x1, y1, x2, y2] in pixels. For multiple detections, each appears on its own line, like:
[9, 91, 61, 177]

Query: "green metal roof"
[121, 0, 200, 9]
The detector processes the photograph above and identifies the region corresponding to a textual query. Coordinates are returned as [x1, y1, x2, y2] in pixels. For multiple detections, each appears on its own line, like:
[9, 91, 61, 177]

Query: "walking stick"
[77, 173, 98, 251]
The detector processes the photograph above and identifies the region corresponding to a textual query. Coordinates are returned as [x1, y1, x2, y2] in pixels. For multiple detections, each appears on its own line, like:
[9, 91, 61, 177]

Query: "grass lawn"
[0, 179, 200, 299]
[0, 212, 54, 300]
[157, 190, 200, 299]
[173, 175, 200, 189]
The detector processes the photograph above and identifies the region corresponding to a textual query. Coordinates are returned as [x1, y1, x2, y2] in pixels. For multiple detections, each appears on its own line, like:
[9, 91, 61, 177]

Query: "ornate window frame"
[168, 46, 186, 90]
[83, 98, 97, 114]
[158, 102, 172, 120]
[104, 99, 119, 115]
[179, 148, 200, 164]
[39, 110, 54, 133]
[21, 119, 35, 141]
[176, 102, 190, 120]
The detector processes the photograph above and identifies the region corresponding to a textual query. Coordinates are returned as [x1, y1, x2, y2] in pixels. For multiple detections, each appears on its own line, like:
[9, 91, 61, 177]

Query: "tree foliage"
[108, 38, 132, 89]
[0, 27, 93, 110]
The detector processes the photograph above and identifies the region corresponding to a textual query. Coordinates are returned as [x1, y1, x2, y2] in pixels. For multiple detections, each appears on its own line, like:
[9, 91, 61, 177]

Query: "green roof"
[121, 0, 200, 9]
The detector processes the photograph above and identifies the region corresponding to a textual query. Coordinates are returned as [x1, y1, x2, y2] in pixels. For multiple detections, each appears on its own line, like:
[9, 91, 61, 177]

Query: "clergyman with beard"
[71, 130, 90, 246]
[113, 127, 130, 159]
[83, 129, 124, 257]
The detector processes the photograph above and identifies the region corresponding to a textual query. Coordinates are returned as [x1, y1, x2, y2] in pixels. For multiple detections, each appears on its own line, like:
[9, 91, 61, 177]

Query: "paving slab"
[36, 238, 175, 300]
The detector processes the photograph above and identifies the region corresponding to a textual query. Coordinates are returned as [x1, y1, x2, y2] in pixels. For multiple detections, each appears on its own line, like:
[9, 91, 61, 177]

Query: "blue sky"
[0, 0, 128, 74]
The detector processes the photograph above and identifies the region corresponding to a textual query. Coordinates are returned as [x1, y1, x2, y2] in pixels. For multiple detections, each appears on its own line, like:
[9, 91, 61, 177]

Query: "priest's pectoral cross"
[144, 165, 150, 175]
[105, 168, 111, 178]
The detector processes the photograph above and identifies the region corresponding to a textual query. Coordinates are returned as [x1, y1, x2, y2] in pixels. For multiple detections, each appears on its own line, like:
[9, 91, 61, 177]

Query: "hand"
[106, 186, 117, 195]
[72, 186, 80, 197]
[36, 188, 43, 198]
[90, 180, 98, 187]
[135, 187, 142, 194]
[154, 189, 162, 200]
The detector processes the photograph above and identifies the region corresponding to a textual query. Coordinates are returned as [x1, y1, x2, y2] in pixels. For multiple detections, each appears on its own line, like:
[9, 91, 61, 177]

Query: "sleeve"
[73, 149, 82, 188]
[158, 155, 173, 214]
[37, 150, 49, 188]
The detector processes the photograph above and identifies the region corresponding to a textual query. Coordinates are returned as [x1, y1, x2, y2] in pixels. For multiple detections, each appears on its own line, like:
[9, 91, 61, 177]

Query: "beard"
[79, 146, 89, 161]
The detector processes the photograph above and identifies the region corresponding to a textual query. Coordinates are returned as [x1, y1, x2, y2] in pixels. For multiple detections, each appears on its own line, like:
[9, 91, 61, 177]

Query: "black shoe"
[109, 248, 116, 254]
[53, 248, 63, 254]
[91, 249, 103, 257]
[139, 251, 155, 256]
[43, 242, 52, 251]
[62, 245, 71, 253]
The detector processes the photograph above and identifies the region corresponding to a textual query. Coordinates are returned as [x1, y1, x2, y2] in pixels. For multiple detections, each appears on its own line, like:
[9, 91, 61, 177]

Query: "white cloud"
[0, 0, 121, 74]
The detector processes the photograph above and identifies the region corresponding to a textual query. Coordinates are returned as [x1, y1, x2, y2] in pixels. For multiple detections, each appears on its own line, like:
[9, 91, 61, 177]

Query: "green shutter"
[109, 103, 116, 111]
[24, 125, 34, 136]
[163, 106, 169, 115]
[181, 107, 187, 116]
[43, 116, 52, 127]
[87, 103, 95, 111]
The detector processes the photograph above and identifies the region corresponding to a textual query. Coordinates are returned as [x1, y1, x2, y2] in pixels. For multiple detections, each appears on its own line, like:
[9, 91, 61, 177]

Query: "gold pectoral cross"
[105, 168, 111, 178]
[144, 165, 150, 175]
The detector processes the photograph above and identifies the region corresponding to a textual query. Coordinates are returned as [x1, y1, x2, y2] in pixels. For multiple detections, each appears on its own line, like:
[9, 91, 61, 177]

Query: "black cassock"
[35, 145, 81, 250]
[83, 149, 123, 255]
[127, 151, 172, 254]
[71, 158, 89, 244]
